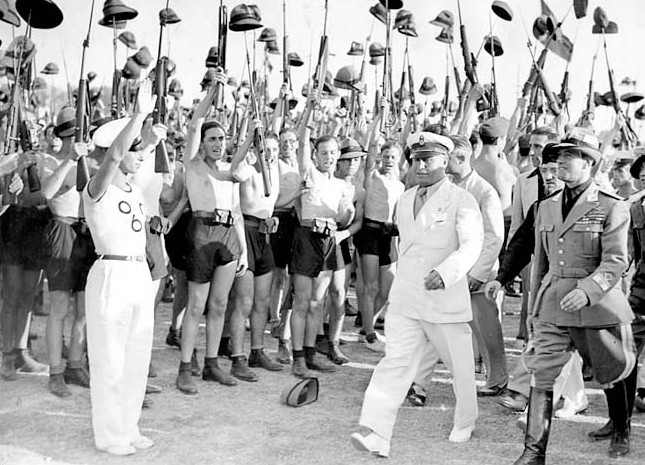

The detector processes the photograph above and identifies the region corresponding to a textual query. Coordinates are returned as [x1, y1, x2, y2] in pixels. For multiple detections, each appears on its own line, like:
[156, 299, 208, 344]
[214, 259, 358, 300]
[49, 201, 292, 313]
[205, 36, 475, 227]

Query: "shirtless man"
[269, 127, 301, 364]
[227, 125, 283, 381]
[1, 139, 52, 381]
[472, 117, 516, 252]
[290, 123, 355, 377]
[40, 107, 92, 397]
[325, 138, 366, 364]
[357, 141, 404, 352]
[172, 78, 247, 393]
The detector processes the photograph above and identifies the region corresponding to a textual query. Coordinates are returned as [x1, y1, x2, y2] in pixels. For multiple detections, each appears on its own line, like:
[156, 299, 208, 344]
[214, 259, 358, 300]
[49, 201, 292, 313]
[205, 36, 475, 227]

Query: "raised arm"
[88, 80, 156, 200]
[185, 85, 218, 162]
[41, 141, 87, 199]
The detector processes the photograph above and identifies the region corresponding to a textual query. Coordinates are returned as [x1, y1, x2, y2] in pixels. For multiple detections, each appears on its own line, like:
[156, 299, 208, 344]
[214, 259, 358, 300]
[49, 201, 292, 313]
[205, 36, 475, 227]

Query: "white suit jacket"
[509, 169, 539, 240]
[389, 180, 484, 324]
[456, 171, 504, 284]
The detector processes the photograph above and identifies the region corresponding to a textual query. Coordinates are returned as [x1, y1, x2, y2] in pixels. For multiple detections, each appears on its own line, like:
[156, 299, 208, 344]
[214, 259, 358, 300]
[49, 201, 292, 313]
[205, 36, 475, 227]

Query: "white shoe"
[350, 432, 390, 458]
[98, 445, 137, 456]
[554, 398, 588, 418]
[448, 425, 474, 443]
[131, 435, 155, 450]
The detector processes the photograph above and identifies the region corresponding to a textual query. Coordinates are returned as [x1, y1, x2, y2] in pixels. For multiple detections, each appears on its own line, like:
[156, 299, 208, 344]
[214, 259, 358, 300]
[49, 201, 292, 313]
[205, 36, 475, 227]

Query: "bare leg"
[204, 262, 237, 359]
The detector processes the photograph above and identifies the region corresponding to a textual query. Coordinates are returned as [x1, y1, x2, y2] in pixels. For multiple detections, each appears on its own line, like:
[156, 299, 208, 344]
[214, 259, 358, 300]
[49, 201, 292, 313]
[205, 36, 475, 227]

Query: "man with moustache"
[351, 132, 483, 457]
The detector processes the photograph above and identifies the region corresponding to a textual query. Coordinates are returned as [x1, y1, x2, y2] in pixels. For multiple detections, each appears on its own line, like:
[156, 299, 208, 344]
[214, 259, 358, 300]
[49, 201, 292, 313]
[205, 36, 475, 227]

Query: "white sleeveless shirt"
[83, 182, 147, 256]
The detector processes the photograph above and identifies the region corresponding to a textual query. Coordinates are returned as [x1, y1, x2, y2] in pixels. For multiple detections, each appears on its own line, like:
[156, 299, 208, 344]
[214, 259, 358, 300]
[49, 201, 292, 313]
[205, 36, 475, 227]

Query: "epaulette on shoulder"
[597, 188, 624, 201]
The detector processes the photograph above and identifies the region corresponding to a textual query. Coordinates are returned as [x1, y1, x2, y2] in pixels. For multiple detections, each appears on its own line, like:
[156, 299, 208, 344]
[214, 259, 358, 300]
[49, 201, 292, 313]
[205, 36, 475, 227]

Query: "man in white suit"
[350, 133, 484, 458]
[408, 134, 506, 404]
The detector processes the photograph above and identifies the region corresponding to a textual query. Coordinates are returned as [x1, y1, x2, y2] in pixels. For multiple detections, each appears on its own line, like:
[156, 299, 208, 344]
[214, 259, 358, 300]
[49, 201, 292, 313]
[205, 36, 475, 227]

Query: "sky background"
[2, 0, 645, 136]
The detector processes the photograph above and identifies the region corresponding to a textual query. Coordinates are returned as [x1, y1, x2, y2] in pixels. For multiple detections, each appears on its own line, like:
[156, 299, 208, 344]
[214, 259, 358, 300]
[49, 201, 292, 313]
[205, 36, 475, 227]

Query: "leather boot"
[513, 387, 553, 465]
[605, 376, 633, 458]
[230, 355, 258, 382]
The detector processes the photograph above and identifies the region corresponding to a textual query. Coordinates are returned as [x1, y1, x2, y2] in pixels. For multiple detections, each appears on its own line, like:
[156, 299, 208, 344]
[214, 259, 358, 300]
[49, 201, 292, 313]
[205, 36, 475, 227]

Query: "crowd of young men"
[2, 12, 645, 465]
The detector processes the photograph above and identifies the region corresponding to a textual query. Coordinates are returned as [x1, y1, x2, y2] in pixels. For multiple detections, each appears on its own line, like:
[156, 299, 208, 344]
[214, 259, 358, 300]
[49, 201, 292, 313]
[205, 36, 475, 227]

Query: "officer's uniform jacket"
[389, 180, 483, 324]
[531, 181, 634, 327]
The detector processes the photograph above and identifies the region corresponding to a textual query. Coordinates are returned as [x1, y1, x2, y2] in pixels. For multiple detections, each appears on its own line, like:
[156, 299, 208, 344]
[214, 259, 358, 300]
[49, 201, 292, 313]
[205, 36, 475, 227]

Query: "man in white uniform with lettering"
[83, 80, 156, 456]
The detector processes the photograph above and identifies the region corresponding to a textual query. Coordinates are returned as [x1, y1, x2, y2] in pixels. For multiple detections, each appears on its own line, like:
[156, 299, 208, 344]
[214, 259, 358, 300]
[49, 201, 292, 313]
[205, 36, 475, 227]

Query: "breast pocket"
[572, 223, 602, 256]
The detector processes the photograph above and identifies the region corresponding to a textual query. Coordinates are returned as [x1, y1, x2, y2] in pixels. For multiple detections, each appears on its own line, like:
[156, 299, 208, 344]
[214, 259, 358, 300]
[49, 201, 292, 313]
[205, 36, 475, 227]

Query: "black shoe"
[305, 352, 337, 373]
[588, 420, 614, 441]
[374, 317, 385, 330]
[176, 369, 198, 395]
[248, 350, 283, 372]
[608, 426, 630, 458]
[513, 387, 553, 465]
[231, 355, 258, 382]
[48, 373, 71, 398]
[477, 383, 508, 397]
[203, 359, 238, 386]
[63, 367, 90, 388]
[165, 328, 181, 349]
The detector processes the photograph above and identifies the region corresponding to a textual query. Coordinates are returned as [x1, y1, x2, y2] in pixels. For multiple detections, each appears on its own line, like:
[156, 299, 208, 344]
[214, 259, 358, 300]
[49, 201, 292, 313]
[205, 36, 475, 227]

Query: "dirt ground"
[1, 291, 644, 465]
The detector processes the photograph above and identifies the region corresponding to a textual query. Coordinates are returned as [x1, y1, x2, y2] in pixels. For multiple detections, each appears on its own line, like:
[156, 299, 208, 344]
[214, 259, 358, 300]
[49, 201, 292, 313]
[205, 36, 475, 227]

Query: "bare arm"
[185, 86, 218, 162]
[41, 142, 87, 199]
[88, 80, 156, 200]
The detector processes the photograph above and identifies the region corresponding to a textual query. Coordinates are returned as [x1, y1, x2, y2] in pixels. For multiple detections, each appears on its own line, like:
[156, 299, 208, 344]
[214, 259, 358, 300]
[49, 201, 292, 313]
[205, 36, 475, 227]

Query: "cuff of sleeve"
[576, 278, 603, 307]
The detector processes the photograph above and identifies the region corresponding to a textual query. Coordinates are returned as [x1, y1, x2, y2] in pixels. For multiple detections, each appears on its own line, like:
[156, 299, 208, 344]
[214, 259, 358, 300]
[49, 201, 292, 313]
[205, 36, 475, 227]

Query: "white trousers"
[85, 260, 154, 450]
[359, 313, 478, 441]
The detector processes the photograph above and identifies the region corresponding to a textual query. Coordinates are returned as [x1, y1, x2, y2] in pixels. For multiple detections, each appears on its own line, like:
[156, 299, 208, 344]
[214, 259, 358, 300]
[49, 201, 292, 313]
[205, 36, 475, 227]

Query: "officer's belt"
[546, 268, 592, 279]
[242, 214, 278, 234]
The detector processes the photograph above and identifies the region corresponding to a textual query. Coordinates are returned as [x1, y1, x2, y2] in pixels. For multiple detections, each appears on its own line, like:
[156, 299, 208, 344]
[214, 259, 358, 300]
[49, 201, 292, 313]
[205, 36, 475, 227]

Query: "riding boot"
[606, 375, 633, 458]
[513, 387, 553, 465]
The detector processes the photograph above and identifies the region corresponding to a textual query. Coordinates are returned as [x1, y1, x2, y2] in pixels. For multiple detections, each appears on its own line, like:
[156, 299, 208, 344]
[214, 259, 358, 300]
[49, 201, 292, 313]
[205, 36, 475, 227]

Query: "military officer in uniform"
[514, 139, 637, 465]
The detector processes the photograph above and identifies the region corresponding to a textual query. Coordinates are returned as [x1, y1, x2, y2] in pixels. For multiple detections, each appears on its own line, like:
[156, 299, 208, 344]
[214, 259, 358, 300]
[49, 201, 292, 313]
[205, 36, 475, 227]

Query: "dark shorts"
[290, 225, 338, 278]
[146, 221, 168, 281]
[269, 209, 298, 269]
[165, 211, 191, 271]
[44, 217, 96, 292]
[186, 217, 241, 284]
[0, 205, 51, 270]
[355, 221, 398, 266]
[244, 225, 275, 277]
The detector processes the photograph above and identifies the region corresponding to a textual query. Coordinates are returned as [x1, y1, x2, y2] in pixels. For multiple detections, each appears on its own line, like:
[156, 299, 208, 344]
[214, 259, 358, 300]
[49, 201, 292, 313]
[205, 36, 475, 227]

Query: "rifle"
[152, 57, 170, 173]
[2, 36, 41, 205]
[407, 53, 417, 133]
[75, 0, 96, 192]
[110, 69, 123, 119]
[244, 45, 271, 197]
[212, 0, 228, 124]
[576, 45, 597, 127]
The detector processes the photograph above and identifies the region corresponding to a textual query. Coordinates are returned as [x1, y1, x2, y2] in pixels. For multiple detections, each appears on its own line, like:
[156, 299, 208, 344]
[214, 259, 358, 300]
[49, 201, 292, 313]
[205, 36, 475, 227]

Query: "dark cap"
[339, 137, 367, 160]
[629, 148, 645, 179]
[541, 142, 560, 164]
[479, 117, 509, 138]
